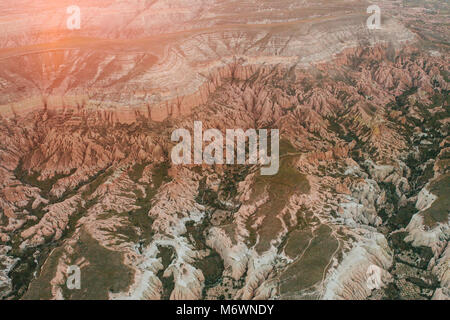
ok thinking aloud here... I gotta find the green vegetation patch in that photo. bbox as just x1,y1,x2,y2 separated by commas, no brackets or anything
250,153,310,254
134,162,171,209
127,209,155,246
391,203,418,228
284,229,313,260
279,139,298,156
193,251,224,288
60,229,134,300
14,160,76,197
128,163,148,182
22,247,65,300
81,168,114,198
279,224,338,295
422,173,450,228
156,245,176,300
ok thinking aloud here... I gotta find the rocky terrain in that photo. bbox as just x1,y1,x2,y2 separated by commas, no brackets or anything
0,0,448,300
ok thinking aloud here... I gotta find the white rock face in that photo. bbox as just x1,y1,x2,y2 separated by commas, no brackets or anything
111,243,164,300
403,180,449,299
432,288,450,300
416,187,437,211
405,214,449,254
432,244,450,294
112,168,209,300
322,231,393,300
339,179,384,227
404,184,449,256
0,246,19,299
235,249,278,300
168,262,205,300
206,227,249,281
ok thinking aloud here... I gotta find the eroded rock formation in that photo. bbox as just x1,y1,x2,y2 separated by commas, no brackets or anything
0,0,448,300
